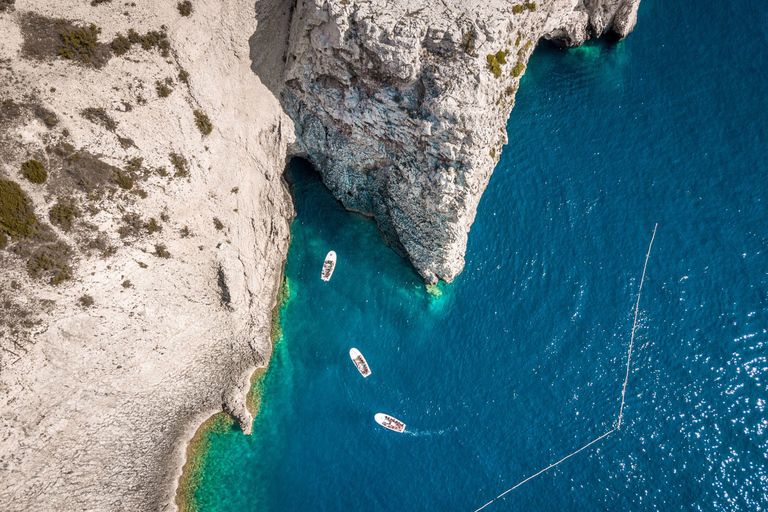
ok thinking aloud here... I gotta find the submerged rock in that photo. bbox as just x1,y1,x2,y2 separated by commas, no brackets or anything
283,0,641,283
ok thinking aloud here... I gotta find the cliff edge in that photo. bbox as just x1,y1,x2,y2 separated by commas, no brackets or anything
283,0,640,283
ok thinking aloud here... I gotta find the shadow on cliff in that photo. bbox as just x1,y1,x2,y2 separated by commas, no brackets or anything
248,0,294,97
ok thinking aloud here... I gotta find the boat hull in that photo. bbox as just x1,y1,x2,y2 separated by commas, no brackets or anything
374,413,406,433
321,250,336,281
349,348,371,377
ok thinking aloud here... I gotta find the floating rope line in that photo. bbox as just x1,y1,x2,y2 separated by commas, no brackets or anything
617,223,657,429
473,223,658,512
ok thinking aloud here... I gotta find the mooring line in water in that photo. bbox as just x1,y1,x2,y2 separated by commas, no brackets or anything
472,223,658,512
617,222,657,429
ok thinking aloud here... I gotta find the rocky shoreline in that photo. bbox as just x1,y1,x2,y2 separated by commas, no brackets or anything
0,0,639,510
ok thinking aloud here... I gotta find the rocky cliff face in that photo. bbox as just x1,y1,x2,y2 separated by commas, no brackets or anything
0,1,294,510
283,0,641,283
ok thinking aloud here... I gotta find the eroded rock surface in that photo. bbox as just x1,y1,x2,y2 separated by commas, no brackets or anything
283,0,641,283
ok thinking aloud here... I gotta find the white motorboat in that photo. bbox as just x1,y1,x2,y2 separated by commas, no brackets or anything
374,413,406,433
321,251,336,281
349,348,371,377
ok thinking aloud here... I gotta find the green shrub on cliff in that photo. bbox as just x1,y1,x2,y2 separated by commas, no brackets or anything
511,61,526,77
113,170,133,190
156,80,171,98
0,179,37,238
194,110,213,136
486,50,509,79
20,159,47,184
27,242,72,285
49,197,80,232
59,24,104,65
461,31,477,55
177,1,192,16
170,153,189,177
111,32,131,55
145,217,162,234
154,243,170,258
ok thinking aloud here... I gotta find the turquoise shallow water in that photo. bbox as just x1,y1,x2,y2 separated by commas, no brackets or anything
192,0,768,510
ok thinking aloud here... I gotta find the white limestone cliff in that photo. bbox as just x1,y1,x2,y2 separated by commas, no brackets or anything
283,0,641,283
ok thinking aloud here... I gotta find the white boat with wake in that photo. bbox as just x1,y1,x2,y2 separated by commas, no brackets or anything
374,413,406,433
321,250,336,281
349,348,371,377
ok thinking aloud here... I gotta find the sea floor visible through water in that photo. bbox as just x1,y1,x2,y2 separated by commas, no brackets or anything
187,1,768,510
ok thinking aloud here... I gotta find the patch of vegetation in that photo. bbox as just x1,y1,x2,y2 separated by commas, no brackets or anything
0,232,7,249
517,40,532,57
81,107,117,131
460,31,476,56
126,157,143,175
178,69,190,84
177,1,192,16
59,23,110,67
121,279,132,288
170,153,188,177
137,261,148,268
511,61,526,77
212,217,223,230
27,242,72,285
20,14,111,67
91,0,111,4
486,50,509,79
525,2,536,10
111,32,131,56
78,294,94,307
118,136,135,149
0,0,15,13
0,179,37,239
118,212,143,238
32,104,59,128
515,34,522,47
231,187,239,194
83,232,116,258
48,143,120,194
504,85,518,96
194,110,213,136
180,226,191,238
0,99,22,122
490,148,496,159
49,197,80,232
145,217,161,234
113,28,171,58
20,160,47,184
113,170,133,190
156,80,172,98
512,5,523,14
137,29,171,57
154,243,170,258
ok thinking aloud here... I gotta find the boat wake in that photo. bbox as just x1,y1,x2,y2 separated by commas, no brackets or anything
405,426,459,437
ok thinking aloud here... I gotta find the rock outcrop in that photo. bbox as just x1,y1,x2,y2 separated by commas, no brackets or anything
283,0,641,283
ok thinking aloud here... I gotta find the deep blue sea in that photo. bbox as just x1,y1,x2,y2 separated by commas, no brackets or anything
191,1,768,510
